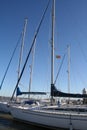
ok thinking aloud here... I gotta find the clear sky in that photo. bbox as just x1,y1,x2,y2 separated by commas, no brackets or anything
0,0,87,98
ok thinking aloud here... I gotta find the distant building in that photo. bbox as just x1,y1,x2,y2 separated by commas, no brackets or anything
82,88,87,94
82,88,87,104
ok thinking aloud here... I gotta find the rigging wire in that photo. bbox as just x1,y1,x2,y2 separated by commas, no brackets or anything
10,0,50,101
0,33,22,90
68,6,87,64
70,58,87,91
72,42,87,89
77,42,87,63
54,51,66,85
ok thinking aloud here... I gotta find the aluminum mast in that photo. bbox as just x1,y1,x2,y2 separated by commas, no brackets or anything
51,0,55,104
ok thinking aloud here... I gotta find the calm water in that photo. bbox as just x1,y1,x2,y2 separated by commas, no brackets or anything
0,112,64,130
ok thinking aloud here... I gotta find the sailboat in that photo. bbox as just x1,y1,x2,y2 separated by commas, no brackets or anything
10,0,87,130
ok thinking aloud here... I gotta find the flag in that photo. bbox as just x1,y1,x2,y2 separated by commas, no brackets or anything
56,55,61,59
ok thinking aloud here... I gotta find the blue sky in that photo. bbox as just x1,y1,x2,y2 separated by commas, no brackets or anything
0,0,87,98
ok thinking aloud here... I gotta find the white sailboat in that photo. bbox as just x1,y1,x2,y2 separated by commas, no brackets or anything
10,0,87,130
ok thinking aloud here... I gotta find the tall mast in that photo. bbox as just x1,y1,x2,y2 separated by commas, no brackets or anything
28,39,36,98
67,45,70,101
18,18,28,79
16,18,27,100
51,0,55,104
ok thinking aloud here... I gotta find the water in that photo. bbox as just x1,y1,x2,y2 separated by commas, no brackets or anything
0,112,64,130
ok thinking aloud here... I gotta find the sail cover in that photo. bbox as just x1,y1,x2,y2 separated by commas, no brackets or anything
16,87,46,96
51,84,87,98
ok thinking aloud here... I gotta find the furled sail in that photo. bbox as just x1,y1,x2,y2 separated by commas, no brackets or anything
51,84,87,98
16,87,46,96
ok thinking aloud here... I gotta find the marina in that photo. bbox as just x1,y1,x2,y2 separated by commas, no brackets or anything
0,0,87,130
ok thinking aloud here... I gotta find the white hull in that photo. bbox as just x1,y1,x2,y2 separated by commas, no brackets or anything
10,105,87,130
0,101,10,113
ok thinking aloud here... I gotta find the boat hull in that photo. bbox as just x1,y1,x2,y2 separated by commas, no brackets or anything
0,102,10,113
10,106,87,130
